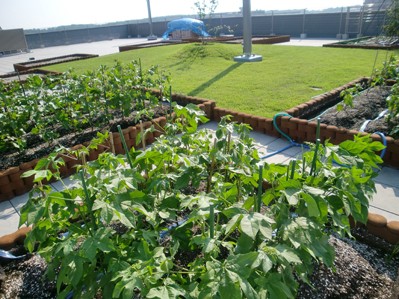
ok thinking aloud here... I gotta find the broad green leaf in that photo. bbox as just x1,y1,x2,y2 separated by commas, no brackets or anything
240,214,259,240
225,214,243,236
276,244,302,264
81,237,97,262
147,285,185,299
69,258,84,287
301,193,320,218
218,271,242,299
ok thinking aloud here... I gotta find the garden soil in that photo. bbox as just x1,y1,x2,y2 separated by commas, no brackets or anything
319,85,399,137
1,229,398,298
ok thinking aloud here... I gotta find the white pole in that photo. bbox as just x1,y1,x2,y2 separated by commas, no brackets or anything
234,0,262,62
242,0,252,56
146,0,157,40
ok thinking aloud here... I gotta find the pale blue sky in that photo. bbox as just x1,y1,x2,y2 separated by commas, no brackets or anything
1,0,364,30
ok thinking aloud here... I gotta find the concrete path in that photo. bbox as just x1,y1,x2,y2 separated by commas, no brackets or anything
1,121,398,236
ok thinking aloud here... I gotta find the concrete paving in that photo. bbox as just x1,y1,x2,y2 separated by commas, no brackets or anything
0,121,398,236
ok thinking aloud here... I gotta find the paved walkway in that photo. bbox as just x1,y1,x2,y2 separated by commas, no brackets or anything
1,121,398,237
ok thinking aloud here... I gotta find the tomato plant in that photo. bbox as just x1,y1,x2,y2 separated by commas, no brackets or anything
20,105,384,298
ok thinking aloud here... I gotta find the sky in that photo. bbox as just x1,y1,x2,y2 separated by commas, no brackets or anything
0,0,364,30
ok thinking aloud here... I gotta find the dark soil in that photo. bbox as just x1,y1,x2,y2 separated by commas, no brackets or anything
297,228,399,299
0,105,170,171
319,85,399,136
1,229,398,298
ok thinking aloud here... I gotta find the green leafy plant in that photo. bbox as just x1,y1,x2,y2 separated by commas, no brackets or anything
337,83,364,111
0,60,170,153
20,107,384,298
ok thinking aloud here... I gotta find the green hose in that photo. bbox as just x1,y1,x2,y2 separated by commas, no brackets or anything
273,112,293,142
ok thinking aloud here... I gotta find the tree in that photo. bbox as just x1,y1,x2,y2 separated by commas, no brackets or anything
194,0,218,20
384,0,399,38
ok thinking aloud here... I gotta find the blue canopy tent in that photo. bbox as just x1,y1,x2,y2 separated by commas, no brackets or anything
162,18,209,40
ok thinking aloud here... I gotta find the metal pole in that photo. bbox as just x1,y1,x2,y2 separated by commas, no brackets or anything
358,5,365,37
242,0,252,56
146,0,156,40
301,9,307,38
344,7,350,38
271,10,274,35
337,6,344,39
234,0,262,62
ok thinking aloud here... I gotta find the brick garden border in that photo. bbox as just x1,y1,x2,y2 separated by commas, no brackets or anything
323,36,399,50
1,76,399,244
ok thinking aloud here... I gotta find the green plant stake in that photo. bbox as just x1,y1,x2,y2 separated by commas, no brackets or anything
117,125,134,169
290,160,296,180
316,117,321,140
79,170,96,232
286,165,290,181
310,139,321,176
257,165,263,213
139,58,143,84
209,204,214,238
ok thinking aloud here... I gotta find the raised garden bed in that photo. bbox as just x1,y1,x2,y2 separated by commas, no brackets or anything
1,112,397,298
118,36,290,53
221,35,290,45
1,68,399,249
0,69,60,84
119,41,187,52
0,93,214,202
13,54,99,72
323,36,399,50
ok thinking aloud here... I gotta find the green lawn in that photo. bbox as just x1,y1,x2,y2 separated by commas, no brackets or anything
45,43,395,118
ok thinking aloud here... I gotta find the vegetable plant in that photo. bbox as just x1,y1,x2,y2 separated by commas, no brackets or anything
0,60,170,154
20,105,384,298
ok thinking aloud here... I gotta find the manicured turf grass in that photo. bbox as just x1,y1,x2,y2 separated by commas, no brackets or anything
45,43,395,118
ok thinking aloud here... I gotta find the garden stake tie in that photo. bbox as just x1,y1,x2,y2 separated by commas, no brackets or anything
117,125,134,169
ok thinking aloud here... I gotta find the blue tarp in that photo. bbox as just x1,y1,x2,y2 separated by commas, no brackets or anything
162,18,209,39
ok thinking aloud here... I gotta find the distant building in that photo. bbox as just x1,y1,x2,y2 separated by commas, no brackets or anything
363,0,393,11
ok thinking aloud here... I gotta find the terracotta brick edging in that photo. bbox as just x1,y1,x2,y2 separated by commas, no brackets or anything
364,213,399,244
